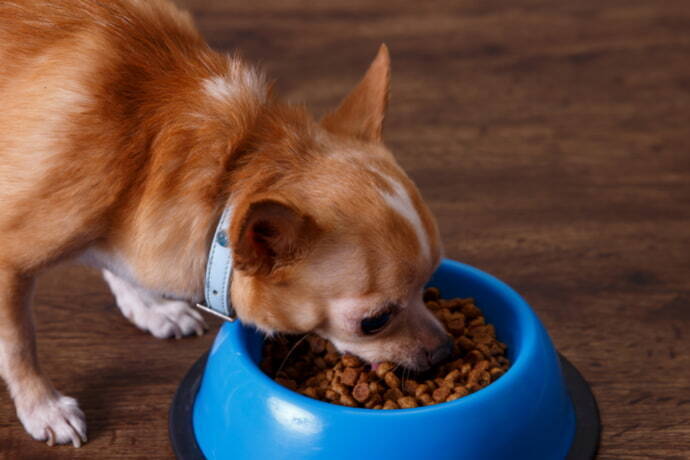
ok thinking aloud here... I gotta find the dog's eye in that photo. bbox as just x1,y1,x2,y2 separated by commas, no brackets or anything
360,310,392,335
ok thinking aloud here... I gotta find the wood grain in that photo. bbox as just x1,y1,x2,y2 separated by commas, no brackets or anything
1,0,689,458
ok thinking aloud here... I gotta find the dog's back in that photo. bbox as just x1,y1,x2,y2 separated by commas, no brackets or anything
0,0,237,265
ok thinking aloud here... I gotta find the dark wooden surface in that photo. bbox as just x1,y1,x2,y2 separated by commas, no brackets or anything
2,0,689,458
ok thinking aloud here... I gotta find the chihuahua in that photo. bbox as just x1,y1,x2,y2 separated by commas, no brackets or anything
0,0,451,447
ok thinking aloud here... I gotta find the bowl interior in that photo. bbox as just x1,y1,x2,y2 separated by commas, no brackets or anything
233,259,534,408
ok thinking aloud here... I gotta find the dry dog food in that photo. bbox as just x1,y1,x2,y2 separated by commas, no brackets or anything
261,288,510,409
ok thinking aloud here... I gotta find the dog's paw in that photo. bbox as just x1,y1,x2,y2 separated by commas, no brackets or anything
140,300,208,339
16,392,87,447
103,270,207,339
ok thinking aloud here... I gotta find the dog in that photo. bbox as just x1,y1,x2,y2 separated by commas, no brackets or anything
0,0,451,447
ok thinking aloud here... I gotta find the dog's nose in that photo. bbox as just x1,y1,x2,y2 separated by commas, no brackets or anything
427,337,453,367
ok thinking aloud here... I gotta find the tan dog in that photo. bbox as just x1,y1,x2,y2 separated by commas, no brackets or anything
0,0,451,447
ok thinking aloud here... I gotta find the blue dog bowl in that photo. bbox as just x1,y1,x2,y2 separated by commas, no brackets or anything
170,259,600,459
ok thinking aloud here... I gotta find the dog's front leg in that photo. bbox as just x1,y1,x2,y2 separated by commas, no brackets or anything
0,267,87,447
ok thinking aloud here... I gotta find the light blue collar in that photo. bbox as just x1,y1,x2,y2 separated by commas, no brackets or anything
196,204,237,322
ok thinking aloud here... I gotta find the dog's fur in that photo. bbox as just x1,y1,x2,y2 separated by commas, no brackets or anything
0,0,448,447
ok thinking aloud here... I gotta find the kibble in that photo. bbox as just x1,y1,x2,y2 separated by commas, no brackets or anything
352,382,370,403
384,371,401,389
397,396,418,409
432,384,451,403
261,289,510,409
382,400,399,410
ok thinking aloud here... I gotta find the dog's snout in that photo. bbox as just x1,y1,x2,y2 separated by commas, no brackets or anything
427,337,453,367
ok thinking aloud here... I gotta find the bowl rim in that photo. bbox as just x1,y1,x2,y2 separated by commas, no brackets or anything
225,258,542,416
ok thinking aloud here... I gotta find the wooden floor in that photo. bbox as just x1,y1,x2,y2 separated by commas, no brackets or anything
2,0,689,458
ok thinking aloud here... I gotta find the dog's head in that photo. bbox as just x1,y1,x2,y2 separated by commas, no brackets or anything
229,46,451,371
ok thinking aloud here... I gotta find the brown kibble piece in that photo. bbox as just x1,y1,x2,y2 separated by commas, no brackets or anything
364,395,382,409
467,369,481,387
332,382,348,395
352,383,371,403
432,385,451,402
446,298,464,309
383,388,404,401
468,317,485,328
341,367,359,386
384,371,401,389
490,367,504,381
466,350,484,364
418,393,434,405
489,343,503,356
301,387,319,399
375,362,395,378
415,384,429,398
476,344,491,359
473,334,493,345
397,396,418,409
460,362,472,376
479,371,491,386
475,360,490,373
369,381,382,395
382,400,399,410
461,303,482,319
456,336,474,351
340,394,357,407
324,352,340,366
403,379,418,395
447,318,466,334
341,354,361,368
425,300,441,310
444,369,461,384
454,386,469,397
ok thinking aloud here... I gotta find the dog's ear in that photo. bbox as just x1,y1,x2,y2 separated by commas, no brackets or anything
321,44,390,143
232,198,319,277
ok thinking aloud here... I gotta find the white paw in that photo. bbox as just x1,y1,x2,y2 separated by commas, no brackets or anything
103,270,207,339
17,393,87,447
138,300,208,339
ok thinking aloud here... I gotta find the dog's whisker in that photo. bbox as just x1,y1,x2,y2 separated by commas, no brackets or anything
275,334,308,377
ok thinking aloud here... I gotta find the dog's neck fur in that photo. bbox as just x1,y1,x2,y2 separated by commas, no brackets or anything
100,62,273,302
